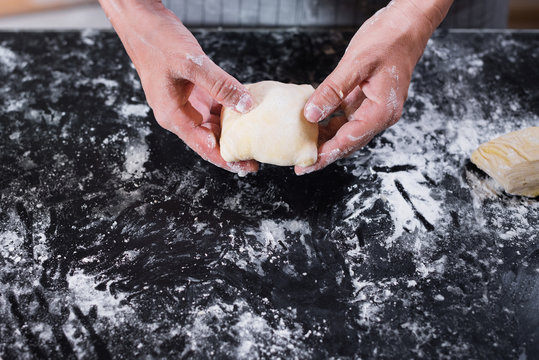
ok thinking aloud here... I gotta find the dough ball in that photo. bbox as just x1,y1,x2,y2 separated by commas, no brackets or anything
220,81,318,167
471,126,539,197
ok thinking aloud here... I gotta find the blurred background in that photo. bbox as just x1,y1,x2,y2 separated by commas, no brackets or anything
0,0,538,29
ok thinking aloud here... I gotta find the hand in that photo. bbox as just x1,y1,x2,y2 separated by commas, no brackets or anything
297,0,453,175
99,0,258,174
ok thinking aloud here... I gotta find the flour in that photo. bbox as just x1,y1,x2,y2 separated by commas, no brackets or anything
304,102,333,122
225,219,312,276
119,103,150,118
92,77,119,88
186,54,205,66
4,98,26,112
122,142,149,179
0,45,18,72
0,230,23,260
227,162,249,177
80,29,98,46
182,299,306,359
235,92,252,114
2,29,537,359
67,270,133,319
117,103,151,179
387,87,398,112
347,131,373,142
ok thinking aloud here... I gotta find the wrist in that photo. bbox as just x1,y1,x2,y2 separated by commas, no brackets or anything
397,0,454,34
99,0,170,33
99,0,192,70
387,0,452,64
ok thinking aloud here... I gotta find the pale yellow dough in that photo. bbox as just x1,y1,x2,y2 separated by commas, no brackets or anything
220,81,318,167
471,127,539,197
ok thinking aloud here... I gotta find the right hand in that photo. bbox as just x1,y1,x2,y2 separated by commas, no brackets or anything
99,0,258,174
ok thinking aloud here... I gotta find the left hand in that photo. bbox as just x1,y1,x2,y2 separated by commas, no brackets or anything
296,0,452,175
98,0,258,175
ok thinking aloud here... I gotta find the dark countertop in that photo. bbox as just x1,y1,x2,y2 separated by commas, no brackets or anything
0,29,538,359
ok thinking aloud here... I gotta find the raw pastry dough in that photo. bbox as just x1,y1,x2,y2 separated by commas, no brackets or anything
220,81,318,167
471,127,539,197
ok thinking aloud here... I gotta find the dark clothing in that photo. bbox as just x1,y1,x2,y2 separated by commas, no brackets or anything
163,0,509,28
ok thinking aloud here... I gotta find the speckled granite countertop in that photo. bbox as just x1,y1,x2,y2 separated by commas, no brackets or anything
0,29,538,359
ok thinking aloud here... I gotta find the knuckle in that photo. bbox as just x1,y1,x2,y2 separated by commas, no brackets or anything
320,78,344,103
211,77,237,103
178,58,197,80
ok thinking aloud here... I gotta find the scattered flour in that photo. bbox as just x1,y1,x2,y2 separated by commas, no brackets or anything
116,103,151,179
0,45,18,72
122,142,149,179
226,219,312,276
182,299,306,358
92,77,119,88
67,270,133,319
119,103,150,118
186,54,205,66
80,29,98,46
0,230,23,261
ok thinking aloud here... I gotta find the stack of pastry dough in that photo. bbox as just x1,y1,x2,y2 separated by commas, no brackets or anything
471,127,539,197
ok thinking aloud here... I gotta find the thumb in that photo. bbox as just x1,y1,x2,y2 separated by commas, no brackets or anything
304,56,366,123
190,55,253,113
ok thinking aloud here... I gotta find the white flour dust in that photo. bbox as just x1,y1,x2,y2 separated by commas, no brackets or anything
119,103,150,118
186,54,205,66
235,92,252,114
118,103,151,179
224,219,312,276
182,299,306,359
67,270,133,319
0,45,18,72
80,29,99,46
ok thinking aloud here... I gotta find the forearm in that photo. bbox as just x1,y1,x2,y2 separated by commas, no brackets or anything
98,0,166,30
396,0,454,35
98,0,197,80
97,0,254,174
408,0,454,31
364,0,453,67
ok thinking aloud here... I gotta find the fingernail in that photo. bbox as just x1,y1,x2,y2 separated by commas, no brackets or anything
227,161,254,177
235,93,253,114
304,103,322,123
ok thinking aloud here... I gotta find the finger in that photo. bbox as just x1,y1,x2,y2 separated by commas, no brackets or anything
151,79,194,127
184,125,259,175
304,56,370,123
318,116,347,144
162,87,258,175
200,114,221,138
175,105,257,174
341,86,366,118
361,68,405,127
200,121,220,139
295,98,387,175
185,55,254,114
172,78,195,106
189,86,213,120
204,113,221,127
210,99,222,115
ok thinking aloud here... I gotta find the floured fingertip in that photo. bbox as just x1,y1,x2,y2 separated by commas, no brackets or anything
304,102,323,123
227,161,257,177
235,93,253,114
